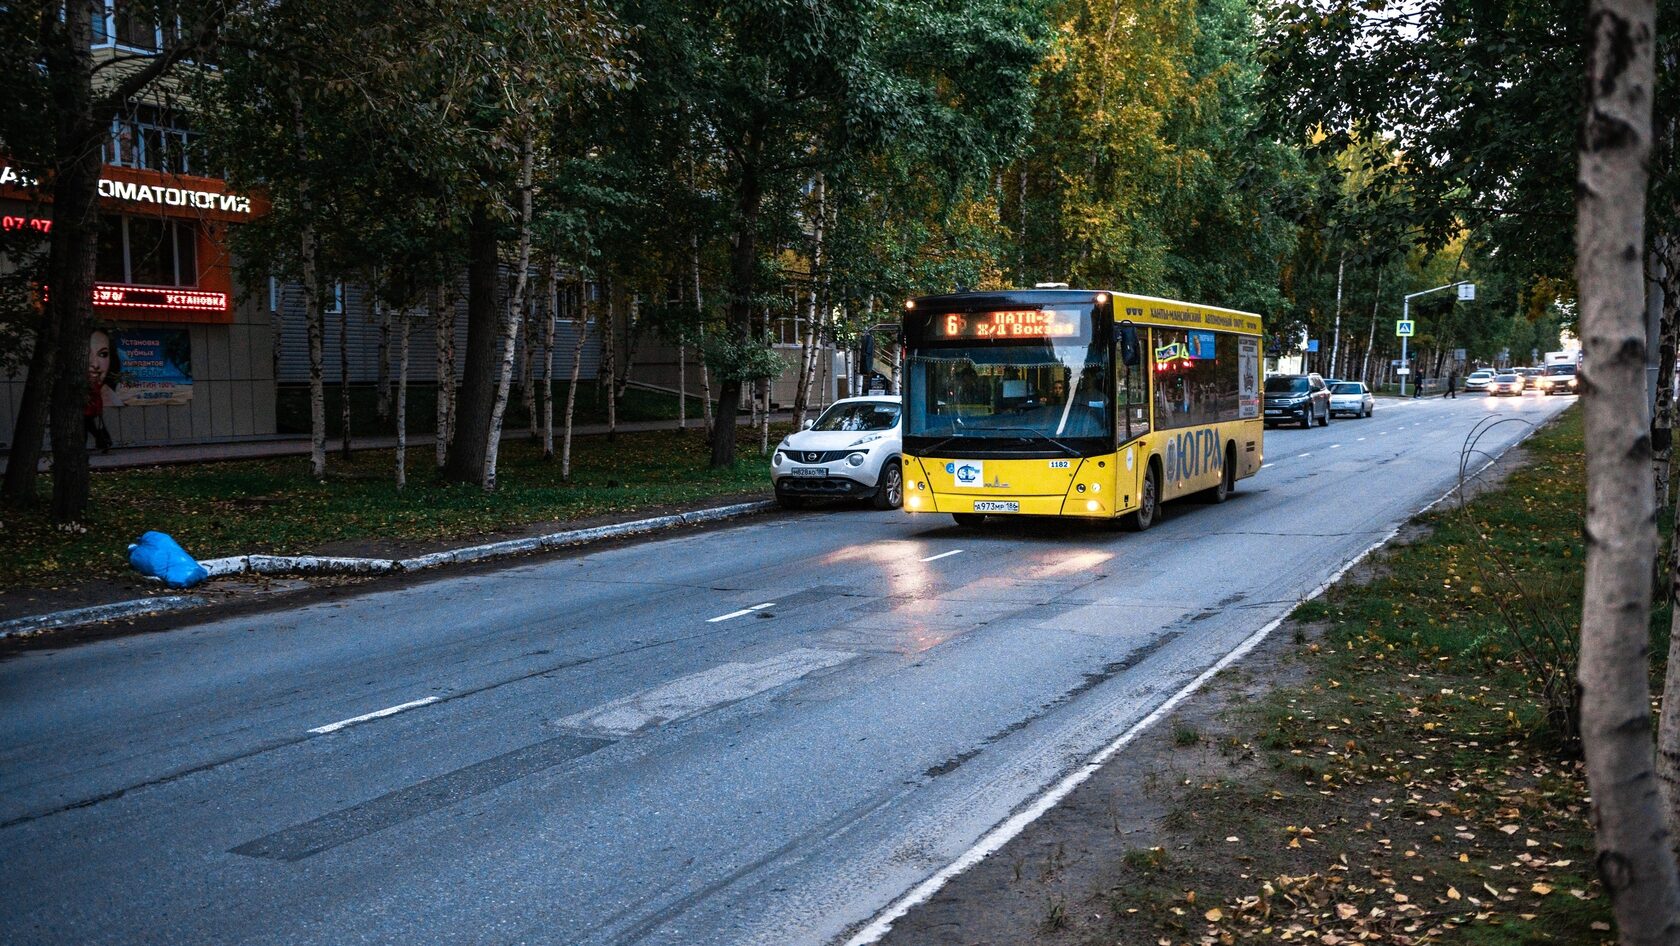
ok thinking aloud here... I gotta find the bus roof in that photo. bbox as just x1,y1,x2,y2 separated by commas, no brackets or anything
906,289,1263,336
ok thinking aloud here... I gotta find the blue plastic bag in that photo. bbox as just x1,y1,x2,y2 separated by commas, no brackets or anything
128,531,209,589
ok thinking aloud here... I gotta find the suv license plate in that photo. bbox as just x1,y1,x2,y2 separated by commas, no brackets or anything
974,501,1019,513
790,467,828,477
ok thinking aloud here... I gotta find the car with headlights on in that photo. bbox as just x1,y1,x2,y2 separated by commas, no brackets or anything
1488,373,1524,396
1328,381,1374,418
1535,362,1579,395
1463,369,1495,393
771,396,903,510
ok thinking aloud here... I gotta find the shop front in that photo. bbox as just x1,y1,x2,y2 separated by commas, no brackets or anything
1,162,275,449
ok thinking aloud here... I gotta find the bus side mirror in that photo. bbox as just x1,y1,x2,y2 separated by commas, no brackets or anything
1118,325,1141,367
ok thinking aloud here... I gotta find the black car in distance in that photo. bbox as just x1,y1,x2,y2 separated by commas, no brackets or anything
1263,373,1331,428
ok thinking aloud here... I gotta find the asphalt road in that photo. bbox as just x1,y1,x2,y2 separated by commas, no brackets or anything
0,393,1572,946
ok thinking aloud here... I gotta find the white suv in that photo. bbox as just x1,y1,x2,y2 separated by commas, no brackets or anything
772,396,903,510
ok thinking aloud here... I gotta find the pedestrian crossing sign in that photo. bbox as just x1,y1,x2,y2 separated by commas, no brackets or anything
1396,320,1415,337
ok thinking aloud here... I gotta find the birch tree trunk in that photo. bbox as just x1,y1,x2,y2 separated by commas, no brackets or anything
678,342,688,432
480,136,535,491
1653,233,1676,520
339,298,352,460
562,288,587,480
693,236,713,437
395,308,411,491
521,291,539,441
289,90,328,480
541,262,558,460
1657,230,1680,856
601,282,617,441
615,293,642,406
376,296,392,425
1363,268,1384,386
793,175,825,425
1575,2,1680,939
432,283,454,470
1330,253,1345,379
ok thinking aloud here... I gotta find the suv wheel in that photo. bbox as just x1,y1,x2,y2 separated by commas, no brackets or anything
871,461,903,510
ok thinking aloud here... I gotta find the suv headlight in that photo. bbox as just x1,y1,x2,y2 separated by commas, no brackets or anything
773,451,785,467
846,452,867,467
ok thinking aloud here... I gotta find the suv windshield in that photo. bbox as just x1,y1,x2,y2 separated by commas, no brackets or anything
1546,364,1577,376
1331,383,1363,394
1265,377,1311,394
811,401,899,432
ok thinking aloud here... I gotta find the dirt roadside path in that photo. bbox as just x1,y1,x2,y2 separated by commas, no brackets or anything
868,410,1609,946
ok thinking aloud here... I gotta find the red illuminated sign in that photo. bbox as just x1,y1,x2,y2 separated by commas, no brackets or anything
941,309,1082,339
92,283,227,313
2,214,50,233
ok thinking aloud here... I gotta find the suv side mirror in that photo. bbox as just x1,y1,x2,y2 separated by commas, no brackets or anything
801,419,815,430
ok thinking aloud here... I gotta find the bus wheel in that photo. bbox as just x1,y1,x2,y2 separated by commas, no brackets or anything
952,513,987,527
1200,445,1236,504
1124,465,1160,531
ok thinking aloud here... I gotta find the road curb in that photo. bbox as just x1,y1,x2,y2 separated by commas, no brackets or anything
0,595,209,639
2,500,777,640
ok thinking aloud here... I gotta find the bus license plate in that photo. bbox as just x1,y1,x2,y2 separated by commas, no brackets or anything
791,467,828,477
974,501,1019,513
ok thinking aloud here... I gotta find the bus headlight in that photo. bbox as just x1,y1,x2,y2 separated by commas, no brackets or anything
1086,500,1101,511
846,452,866,466
908,495,922,509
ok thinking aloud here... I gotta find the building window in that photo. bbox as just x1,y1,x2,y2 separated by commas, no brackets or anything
113,1,158,50
96,214,198,287
106,105,200,175
268,276,280,312
325,282,344,314
90,1,112,44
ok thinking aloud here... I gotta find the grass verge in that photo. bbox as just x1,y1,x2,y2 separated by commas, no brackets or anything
0,423,788,591
1086,407,1621,944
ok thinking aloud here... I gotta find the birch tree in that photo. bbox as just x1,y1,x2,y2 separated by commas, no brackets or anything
1574,1,1680,940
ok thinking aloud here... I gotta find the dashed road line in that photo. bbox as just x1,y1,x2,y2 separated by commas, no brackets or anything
309,698,439,735
707,602,777,623
920,550,964,563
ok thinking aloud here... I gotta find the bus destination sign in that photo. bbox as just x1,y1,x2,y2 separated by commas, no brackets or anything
941,309,1082,340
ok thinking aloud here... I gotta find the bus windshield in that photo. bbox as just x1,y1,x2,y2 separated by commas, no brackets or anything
905,342,1112,443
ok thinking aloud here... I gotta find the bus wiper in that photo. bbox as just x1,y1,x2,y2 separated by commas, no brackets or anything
984,426,1082,457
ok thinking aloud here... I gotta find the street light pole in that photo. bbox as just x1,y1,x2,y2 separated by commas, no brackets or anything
1399,280,1475,397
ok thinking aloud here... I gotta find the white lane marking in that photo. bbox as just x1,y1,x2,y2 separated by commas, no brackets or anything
842,417,1550,946
558,648,856,737
707,602,776,623
309,697,438,735
1357,437,1367,441
1297,452,1312,458
920,550,963,563
1330,444,1342,449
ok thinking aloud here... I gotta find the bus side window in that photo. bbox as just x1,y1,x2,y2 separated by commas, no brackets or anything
1118,348,1150,442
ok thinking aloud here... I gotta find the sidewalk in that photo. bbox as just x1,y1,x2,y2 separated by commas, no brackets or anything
0,413,793,474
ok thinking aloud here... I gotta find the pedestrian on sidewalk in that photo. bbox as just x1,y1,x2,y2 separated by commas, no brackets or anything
1446,368,1458,398
1413,376,1424,399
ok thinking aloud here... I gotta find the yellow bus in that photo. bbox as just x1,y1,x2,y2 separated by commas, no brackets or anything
898,288,1264,529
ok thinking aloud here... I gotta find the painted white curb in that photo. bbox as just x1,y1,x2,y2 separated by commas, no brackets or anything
0,595,208,639
1,500,777,639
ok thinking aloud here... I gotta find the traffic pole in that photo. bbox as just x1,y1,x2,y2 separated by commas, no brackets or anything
1399,298,1410,397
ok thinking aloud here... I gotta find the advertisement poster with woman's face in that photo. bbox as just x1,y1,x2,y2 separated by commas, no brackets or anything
88,328,193,408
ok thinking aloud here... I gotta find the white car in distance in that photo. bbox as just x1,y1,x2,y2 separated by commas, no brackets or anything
772,396,903,510
1328,381,1374,418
